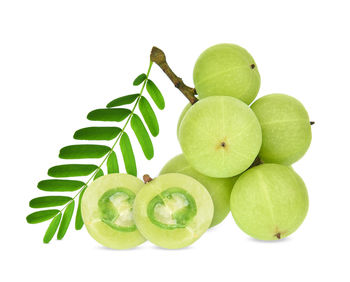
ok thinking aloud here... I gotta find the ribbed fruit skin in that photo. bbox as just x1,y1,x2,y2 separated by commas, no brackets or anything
193,43,260,105
230,164,309,240
179,96,262,178
177,103,191,139
251,93,312,165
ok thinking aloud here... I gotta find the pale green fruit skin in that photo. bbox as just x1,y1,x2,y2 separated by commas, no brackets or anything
160,154,238,227
251,94,312,165
81,174,146,249
178,96,262,178
177,103,191,139
133,173,214,249
193,43,260,104
230,164,309,241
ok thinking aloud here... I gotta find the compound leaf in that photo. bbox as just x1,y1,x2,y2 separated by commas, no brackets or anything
75,187,86,230
37,179,85,192
146,79,165,110
131,114,154,160
94,168,104,180
48,164,98,178
57,201,75,240
43,213,62,244
74,127,121,141
107,151,119,174
26,209,60,224
87,108,131,122
107,94,139,108
59,144,110,159
120,133,137,176
139,96,159,137
133,73,147,86
29,196,72,208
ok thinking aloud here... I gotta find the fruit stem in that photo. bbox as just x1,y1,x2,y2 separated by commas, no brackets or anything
150,46,198,105
143,174,153,183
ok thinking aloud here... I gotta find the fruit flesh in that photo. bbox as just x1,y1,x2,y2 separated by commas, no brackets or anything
230,164,309,240
160,154,238,227
193,43,260,104
81,173,146,249
178,96,262,178
251,94,312,165
133,173,214,249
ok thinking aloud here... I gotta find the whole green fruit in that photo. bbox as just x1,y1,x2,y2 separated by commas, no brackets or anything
177,103,191,139
160,154,238,227
193,43,260,104
81,173,146,249
133,173,213,249
178,96,262,178
230,164,309,240
251,94,312,165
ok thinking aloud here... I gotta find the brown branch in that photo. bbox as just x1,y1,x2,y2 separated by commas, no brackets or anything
150,47,198,105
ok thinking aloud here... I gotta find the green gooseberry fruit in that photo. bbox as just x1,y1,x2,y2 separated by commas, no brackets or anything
193,43,260,104
178,96,262,178
81,173,146,249
160,154,238,227
133,173,214,249
176,103,191,139
230,163,309,241
251,93,312,165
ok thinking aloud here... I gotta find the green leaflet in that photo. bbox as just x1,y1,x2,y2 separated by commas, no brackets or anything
131,114,154,160
37,179,85,192
48,164,98,177
57,201,75,240
43,213,62,244
74,127,121,141
107,151,119,174
28,59,164,244
94,168,104,180
107,94,139,108
26,209,60,224
146,79,165,110
120,133,137,176
133,73,147,86
87,108,131,122
139,96,159,137
59,144,110,159
75,187,87,230
29,196,72,208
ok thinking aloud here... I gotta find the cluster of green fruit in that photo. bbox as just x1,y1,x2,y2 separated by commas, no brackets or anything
81,43,312,249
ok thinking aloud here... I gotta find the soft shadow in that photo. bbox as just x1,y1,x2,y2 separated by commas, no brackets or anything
247,236,292,244
95,245,144,251
150,244,194,251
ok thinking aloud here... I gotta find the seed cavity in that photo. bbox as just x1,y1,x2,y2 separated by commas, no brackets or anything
147,188,197,230
98,188,136,232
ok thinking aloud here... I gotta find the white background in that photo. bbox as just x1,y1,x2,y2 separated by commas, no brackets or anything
1,0,349,281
